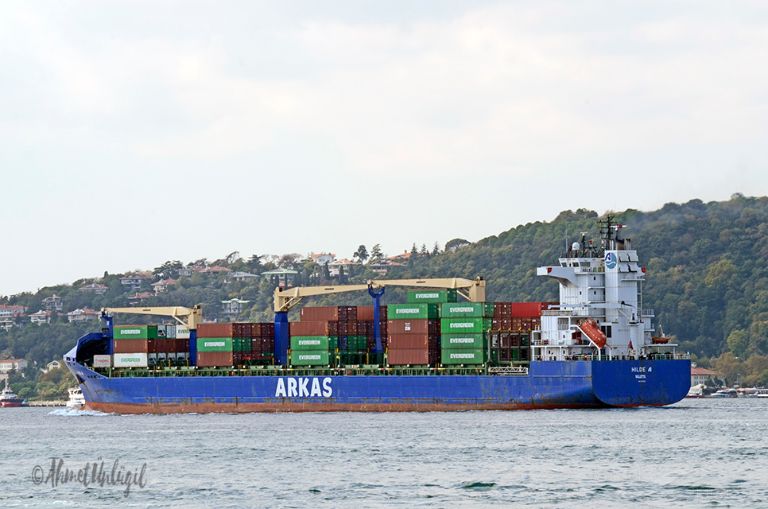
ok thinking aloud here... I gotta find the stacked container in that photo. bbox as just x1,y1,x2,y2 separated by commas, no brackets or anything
290,335,331,366
151,324,191,365
386,294,443,366
490,302,551,363
440,302,493,365
291,305,388,366
250,323,275,365
113,325,154,368
196,323,235,367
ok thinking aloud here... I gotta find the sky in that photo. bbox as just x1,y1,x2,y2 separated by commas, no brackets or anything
1,1,767,295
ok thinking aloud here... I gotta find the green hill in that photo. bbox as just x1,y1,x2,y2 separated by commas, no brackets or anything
390,194,768,361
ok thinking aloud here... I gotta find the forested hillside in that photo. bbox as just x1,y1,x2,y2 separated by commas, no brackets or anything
2,194,767,395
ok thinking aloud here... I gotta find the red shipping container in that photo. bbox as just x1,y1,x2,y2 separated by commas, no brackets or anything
356,306,388,321
387,319,439,335
338,321,359,335
196,351,233,367
253,323,275,337
493,302,513,318
338,306,357,321
387,334,438,350
510,302,556,318
387,349,436,366
197,323,235,338
290,321,332,336
113,340,149,354
300,306,340,321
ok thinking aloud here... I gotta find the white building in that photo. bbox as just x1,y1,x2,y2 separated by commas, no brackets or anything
66,308,100,323
228,271,260,282
0,358,28,374
151,279,177,294
79,283,108,295
120,275,147,290
328,258,361,277
29,310,51,325
221,298,250,318
0,305,26,330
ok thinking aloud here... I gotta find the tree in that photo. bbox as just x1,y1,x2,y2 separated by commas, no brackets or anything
370,244,383,263
408,243,418,267
432,242,441,256
153,260,183,280
727,329,749,358
247,254,264,273
354,245,369,264
445,238,470,251
225,251,241,265
712,352,745,385
419,244,428,257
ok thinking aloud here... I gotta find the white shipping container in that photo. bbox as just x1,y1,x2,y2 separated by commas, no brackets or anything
176,326,190,339
113,353,148,368
93,355,111,368
165,325,177,339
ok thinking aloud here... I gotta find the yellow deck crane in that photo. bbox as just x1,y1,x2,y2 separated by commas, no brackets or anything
100,305,203,362
101,305,203,329
272,277,486,364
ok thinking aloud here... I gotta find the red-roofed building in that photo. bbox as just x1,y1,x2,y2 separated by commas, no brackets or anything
128,291,155,304
691,366,720,386
0,305,26,330
199,266,231,274
151,279,177,294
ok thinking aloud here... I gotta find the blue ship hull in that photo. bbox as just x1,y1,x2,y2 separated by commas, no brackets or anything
65,358,690,413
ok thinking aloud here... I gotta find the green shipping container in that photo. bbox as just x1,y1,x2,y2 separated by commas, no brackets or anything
196,337,233,352
114,325,158,340
441,349,487,365
406,289,457,304
440,333,487,350
388,303,439,320
233,337,252,352
440,318,492,334
291,336,330,351
291,350,330,366
440,302,494,318
329,337,338,351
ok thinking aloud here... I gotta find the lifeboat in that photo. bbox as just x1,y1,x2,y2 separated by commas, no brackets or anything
652,336,671,344
579,319,607,348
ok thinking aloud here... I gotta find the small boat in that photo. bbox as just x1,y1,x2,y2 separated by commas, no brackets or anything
686,384,705,398
711,388,738,398
0,380,25,407
66,387,86,410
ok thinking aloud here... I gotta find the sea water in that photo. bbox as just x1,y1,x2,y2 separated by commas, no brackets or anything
0,398,766,508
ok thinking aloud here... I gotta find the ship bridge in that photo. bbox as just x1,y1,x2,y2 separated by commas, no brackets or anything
533,218,666,361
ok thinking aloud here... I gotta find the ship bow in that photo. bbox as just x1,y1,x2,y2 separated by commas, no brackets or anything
592,359,691,407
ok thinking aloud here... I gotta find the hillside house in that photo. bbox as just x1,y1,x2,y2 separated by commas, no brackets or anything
66,308,100,323
41,294,63,312
29,310,51,325
79,283,108,295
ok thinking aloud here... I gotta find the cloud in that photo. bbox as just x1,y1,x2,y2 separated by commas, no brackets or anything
3,2,767,176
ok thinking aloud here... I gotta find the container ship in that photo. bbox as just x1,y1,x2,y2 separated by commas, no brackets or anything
64,218,690,413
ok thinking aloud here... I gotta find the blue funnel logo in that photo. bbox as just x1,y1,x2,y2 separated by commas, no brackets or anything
604,252,617,270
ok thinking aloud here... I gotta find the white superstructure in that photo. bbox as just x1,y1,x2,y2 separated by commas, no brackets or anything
533,218,676,361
